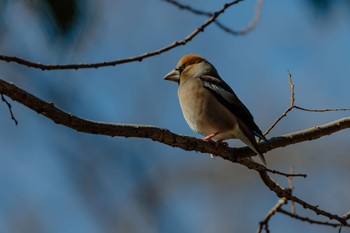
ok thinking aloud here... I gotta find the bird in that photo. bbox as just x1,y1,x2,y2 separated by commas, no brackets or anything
163,54,268,164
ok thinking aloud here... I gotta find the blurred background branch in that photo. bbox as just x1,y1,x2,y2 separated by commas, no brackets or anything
0,0,243,70
163,0,264,35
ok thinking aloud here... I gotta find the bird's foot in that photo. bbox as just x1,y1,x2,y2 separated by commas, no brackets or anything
202,134,227,159
202,133,218,142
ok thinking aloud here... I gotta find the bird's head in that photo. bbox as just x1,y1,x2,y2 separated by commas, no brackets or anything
164,54,219,84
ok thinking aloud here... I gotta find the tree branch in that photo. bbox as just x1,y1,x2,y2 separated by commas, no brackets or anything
277,208,343,228
1,78,350,225
1,78,350,162
0,0,243,70
1,94,18,125
0,1,348,231
264,72,350,137
258,198,288,233
266,168,306,178
242,160,349,225
164,0,263,35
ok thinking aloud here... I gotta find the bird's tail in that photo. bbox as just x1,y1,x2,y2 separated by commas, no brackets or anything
254,130,268,143
256,151,267,165
242,137,267,165
237,123,268,165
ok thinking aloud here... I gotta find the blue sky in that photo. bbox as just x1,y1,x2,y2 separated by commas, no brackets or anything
0,0,350,232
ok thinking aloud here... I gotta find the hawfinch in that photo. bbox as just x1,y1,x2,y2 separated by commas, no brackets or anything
164,54,268,164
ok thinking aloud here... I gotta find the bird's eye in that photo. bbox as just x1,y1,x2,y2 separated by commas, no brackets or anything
177,64,187,74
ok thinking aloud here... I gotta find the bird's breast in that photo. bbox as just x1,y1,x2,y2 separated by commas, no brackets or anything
178,78,237,138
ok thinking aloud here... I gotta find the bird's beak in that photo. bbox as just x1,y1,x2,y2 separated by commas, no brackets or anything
163,69,180,83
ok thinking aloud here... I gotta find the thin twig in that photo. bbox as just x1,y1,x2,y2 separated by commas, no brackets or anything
266,168,307,178
278,208,347,228
287,166,296,214
255,166,347,225
163,0,210,16
339,211,350,233
164,0,264,35
1,94,18,125
294,106,350,112
264,72,294,136
233,0,264,35
0,0,243,70
257,165,347,232
263,72,350,137
257,198,288,233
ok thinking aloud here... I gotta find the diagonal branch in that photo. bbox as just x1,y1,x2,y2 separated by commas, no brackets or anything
257,165,349,232
264,72,295,136
256,167,348,225
1,94,18,125
0,0,243,70
278,208,344,228
257,198,288,233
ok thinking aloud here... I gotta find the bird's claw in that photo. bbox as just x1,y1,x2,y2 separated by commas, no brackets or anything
201,133,218,142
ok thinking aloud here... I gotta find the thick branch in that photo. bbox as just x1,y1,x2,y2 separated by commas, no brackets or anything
1,78,350,224
1,78,350,161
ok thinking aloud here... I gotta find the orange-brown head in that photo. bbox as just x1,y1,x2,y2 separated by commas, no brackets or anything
164,54,218,84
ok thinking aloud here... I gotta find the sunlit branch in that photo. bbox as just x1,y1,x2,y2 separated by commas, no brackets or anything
1,78,350,162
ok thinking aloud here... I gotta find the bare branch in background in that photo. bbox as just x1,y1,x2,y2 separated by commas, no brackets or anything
294,106,350,112
258,198,288,233
287,166,296,214
0,0,243,70
266,168,306,178
264,72,350,137
278,208,342,228
256,165,350,232
164,0,264,35
264,72,296,136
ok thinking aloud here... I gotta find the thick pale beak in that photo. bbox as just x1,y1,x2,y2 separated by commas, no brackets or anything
163,69,180,83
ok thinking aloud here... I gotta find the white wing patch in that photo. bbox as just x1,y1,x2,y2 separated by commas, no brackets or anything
202,81,236,105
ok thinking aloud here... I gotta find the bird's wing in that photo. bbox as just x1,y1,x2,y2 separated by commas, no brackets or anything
199,75,267,141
